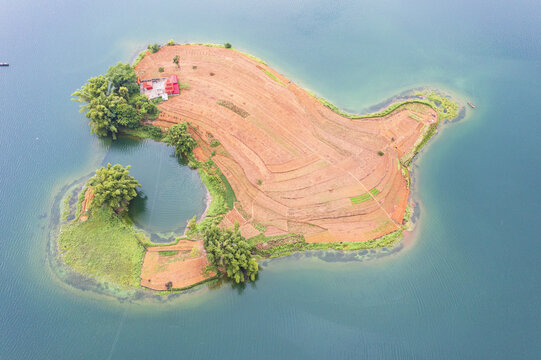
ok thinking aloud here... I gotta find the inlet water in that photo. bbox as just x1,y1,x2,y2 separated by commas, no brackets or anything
102,137,207,236
0,0,539,359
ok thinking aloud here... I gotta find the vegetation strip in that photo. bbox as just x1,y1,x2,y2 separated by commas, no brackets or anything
308,92,458,122
350,188,380,204
259,68,286,86
217,100,250,118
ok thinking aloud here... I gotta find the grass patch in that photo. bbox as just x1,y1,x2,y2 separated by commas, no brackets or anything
425,92,459,120
234,50,267,65
310,94,352,117
402,203,414,230
253,230,402,258
57,207,145,288
190,246,201,258
402,123,438,165
218,171,237,210
252,222,267,233
159,250,178,256
133,50,149,67
137,233,184,248
350,188,380,205
408,113,423,121
305,93,454,123
62,194,71,221
120,125,165,141
195,159,236,216
186,42,225,48
260,68,285,86
217,100,250,118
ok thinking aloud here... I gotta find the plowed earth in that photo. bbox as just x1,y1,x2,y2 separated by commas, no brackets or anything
140,240,214,291
136,45,437,244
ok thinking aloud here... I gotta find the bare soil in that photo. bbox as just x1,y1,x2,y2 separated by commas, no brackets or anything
140,239,214,291
79,187,94,222
136,45,437,244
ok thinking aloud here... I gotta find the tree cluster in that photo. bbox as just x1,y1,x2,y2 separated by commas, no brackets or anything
203,225,258,283
164,123,197,157
87,163,141,212
72,63,158,139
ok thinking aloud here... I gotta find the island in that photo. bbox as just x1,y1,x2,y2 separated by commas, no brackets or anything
56,42,460,295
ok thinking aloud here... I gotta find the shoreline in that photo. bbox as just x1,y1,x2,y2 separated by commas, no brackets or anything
49,42,464,300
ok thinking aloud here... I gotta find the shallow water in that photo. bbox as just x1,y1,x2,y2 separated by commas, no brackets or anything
1,0,540,359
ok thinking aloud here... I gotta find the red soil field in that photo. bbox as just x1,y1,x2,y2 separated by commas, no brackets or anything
79,187,94,222
140,240,214,291
136,45,437,244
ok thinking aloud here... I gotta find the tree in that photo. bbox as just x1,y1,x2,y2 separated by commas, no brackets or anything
87,163,141,212
224,42,232,49
72,77,123,138
164,123,197,156
85,94,120,138
173,55,180,67
129,93,158,118
73,65,159,138
106,62,139,94
203,224,258,283
115,102,142,128
72,75,109,103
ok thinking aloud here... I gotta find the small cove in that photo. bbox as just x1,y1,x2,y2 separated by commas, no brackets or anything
103,136,207,239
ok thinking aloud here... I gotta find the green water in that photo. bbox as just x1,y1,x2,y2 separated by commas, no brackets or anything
1,0,540,358
103,137,207,237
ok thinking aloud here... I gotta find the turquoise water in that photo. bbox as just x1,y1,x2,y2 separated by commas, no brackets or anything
1,0,540,359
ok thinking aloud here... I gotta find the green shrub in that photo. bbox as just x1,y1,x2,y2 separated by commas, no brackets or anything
378,150,384,156
147,43,160,53
224,42,232,49
158,67,164,73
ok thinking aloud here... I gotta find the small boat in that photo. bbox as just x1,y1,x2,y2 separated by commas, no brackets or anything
0,62,8,67
468,101,476,109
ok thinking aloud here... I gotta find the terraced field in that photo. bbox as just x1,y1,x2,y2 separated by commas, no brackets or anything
135,45,438,243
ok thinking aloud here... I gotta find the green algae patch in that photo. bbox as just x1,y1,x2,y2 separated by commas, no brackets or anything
57,207,145,289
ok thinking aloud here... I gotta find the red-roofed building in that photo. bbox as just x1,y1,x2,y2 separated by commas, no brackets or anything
165,75,179,95
142,81,153,90
139,75,179,100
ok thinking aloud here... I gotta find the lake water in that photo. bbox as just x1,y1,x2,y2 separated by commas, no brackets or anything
0,0,540,359
103,137,207,238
